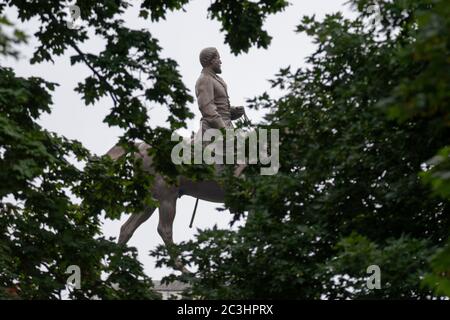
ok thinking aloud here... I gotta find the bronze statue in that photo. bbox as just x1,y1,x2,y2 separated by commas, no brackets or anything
195,47,244,134
109,48,247,273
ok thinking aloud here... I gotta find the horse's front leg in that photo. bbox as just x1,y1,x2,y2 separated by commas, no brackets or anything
157,193,190,274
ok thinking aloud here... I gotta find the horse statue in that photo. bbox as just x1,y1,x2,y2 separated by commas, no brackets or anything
106,140,247,273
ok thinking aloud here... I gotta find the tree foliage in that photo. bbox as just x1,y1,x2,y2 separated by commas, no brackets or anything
1,0,448,299
0,0,288,299
154,0,450,299
0,17,159,299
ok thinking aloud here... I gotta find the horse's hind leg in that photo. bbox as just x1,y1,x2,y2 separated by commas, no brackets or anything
118,206,156,245
157,194,177,247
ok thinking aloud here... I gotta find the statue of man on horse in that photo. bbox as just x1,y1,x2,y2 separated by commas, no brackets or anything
107,47,249,273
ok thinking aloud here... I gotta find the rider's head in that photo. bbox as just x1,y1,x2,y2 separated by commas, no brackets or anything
199,47,222,74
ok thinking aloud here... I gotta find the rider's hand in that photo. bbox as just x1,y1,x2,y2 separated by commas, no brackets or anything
234,106,245,117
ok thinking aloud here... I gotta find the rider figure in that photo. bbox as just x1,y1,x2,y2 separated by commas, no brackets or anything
195,47,245,136
195,47,245,171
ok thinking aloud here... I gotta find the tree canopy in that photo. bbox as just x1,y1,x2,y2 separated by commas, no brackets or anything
154,0,450,299
0,0,289,299
0,0,449,299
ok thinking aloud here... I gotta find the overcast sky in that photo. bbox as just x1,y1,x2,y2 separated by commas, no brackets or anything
4,1,354,280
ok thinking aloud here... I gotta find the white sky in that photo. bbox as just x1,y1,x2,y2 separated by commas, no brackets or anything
3,1,353,281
